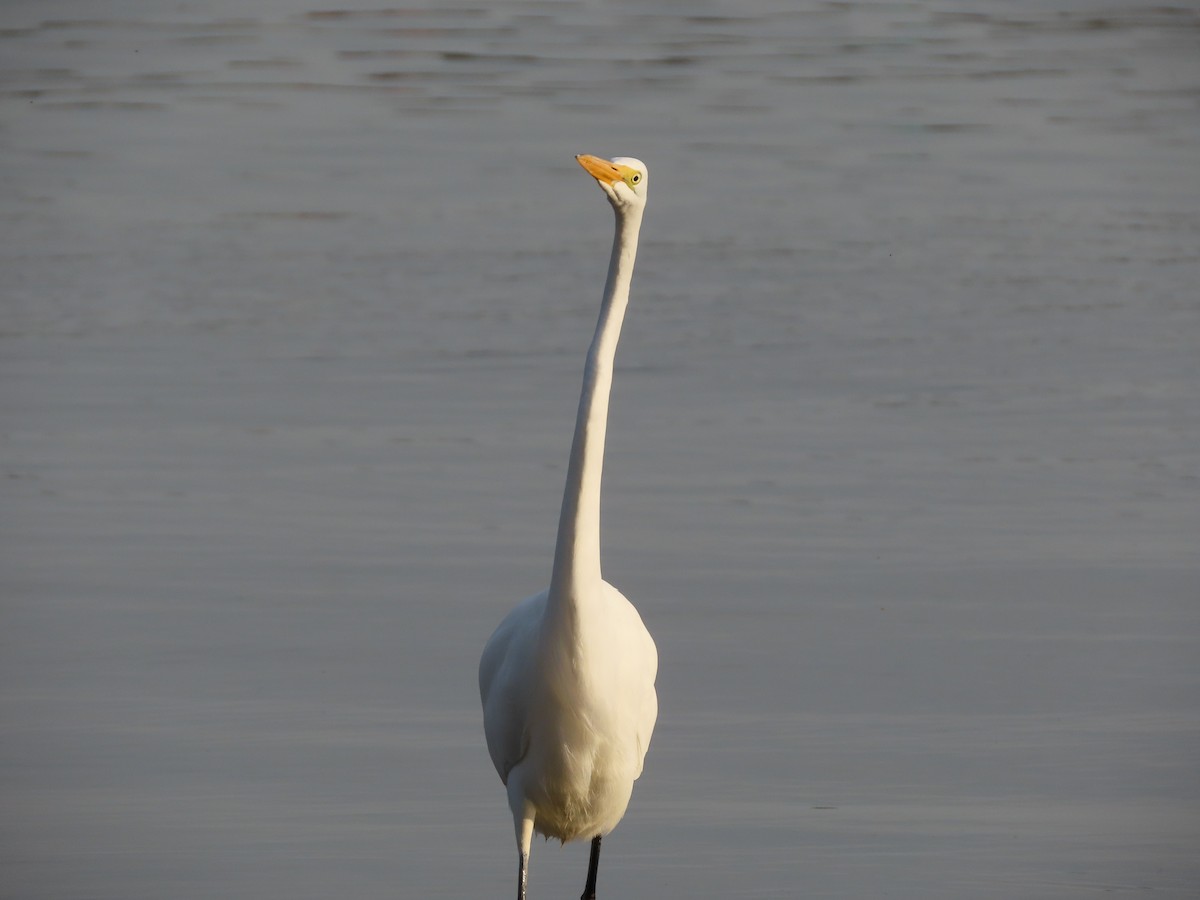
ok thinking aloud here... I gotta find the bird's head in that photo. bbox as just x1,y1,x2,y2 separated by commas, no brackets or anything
576,154,647,214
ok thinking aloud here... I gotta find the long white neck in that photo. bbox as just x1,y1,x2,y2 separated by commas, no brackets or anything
547,204,643,609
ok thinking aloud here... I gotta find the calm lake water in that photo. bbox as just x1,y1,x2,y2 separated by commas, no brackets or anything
2,1,1198,897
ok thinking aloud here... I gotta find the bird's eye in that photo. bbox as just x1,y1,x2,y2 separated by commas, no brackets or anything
629,173,641,185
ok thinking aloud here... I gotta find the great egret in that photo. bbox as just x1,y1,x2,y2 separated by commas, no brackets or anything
478,154,659,900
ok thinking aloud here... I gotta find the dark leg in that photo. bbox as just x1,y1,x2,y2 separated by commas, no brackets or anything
517,850,529,900
581,835,602,900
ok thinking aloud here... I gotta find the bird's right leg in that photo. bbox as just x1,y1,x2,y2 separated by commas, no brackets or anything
511,791,535,900
516,849,529,900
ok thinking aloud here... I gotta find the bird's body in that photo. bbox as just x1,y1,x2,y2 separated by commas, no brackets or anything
479,154,657,900
479,580,657,841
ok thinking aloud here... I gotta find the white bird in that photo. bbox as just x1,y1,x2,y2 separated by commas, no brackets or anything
479,154,659,900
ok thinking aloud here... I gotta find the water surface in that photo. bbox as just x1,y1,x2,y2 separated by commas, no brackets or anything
2,2,1198,897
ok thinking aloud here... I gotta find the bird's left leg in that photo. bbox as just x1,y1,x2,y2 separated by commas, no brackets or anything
580,834,602,900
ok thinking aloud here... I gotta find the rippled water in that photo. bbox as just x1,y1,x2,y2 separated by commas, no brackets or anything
2,2,1198,898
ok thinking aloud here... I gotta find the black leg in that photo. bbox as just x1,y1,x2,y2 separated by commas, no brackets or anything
517,850,529,900
581,835,602,900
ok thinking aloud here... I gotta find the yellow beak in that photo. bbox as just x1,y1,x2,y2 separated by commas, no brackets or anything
576,154,626,185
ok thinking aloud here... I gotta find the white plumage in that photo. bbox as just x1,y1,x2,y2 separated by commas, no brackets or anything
479,154,658,900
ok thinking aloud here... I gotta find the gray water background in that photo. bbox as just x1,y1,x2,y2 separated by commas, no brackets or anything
2,1,1198,897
